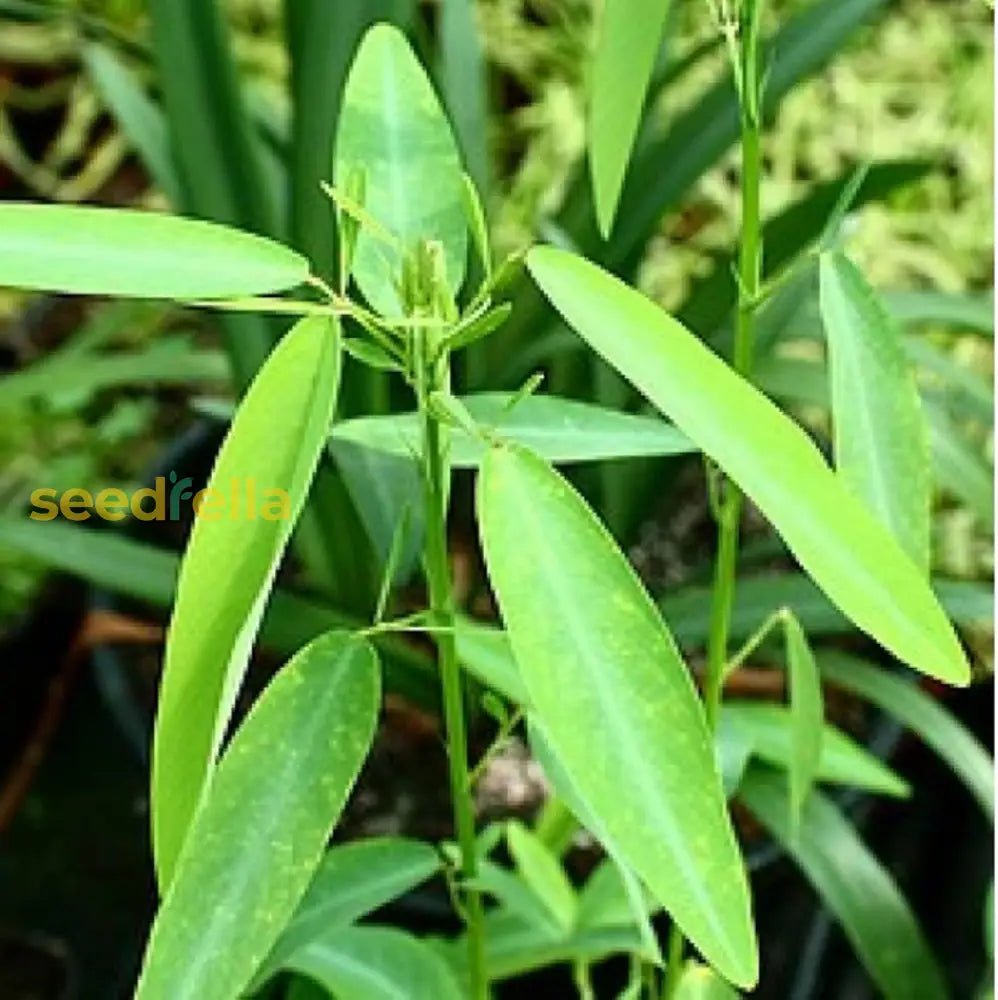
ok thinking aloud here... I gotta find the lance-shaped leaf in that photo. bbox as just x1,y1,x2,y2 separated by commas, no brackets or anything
819,251,932,570
135,631,380,1000
332,392,694,467
506,820,578,934
588,0,671,236
287,925,463,1000
335,24,467,315
153,315,341,888
0,203,308,300
783,614,824,827
527,246,969,687
739,768,947,1000
477,444,757,988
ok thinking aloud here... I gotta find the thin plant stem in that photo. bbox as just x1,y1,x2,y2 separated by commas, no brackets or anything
417,336,488,999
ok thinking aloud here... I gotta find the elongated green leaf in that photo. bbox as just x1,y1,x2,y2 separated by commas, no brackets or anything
135,631,380,1000
506,820,578,933
588,0,671,237
82,43,180,203
254,838,439,985
528,247,969,687
333,392,694,467
576,859,652,933
335,24,467,316
819,252,931,569
153,316,341,888
674,961,741,1000
455,619,529,704
0,204,308,300
819,652,994,820
926,403,994,529
720,703,909,798
783,615,824,825
473,859,565,932
739,768,948,1000
478,444,756,987
288,925,463,1000
662,573,992,649
885,290,995,335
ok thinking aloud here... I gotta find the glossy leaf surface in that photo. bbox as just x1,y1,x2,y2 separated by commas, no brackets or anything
135,632,380,1000
528,246,969,687
478,444,757,987
153,316,341,887
0,203,308,300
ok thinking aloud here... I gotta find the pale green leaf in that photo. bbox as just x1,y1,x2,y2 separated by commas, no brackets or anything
588,0,671,236
134,631,380,1000
254,838,440,986
527,246,969,687
477,444,757,988
783,614,824,825
289,925,463,1000
720,703,909,799
335,24,467,315
153,316,341,888
332,392,694,467
0,203,308,299
819,251,932,570
740,768,948,1000
506,820,578,933
674,961,741,1000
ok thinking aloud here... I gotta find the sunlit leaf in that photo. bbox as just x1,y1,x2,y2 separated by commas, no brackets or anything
135,631,380,1000
478,444,757,988
153,316,341,888
528,246,970,687
506,820,578,934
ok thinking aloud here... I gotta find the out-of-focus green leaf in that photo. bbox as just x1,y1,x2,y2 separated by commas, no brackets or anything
335,24,467,315
720,703,909,799
153,316,341,889
440,0,490,194
135,632,380,1000
255,838,440,986
885,290,995,335
925,403,995,529
506,821,578,934
819,652,994,820
819,251,931,569
588,0,671,237
0,204,308,300
783,615,824,825
674,961,741,1000
478,444,757,988
528,247,970,687
661,573,993,649
740,768,948,1000
82,43,179,203
288,926,463,1000
332,393,694,467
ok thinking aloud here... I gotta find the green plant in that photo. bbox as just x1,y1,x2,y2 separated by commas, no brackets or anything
0,3,991,1000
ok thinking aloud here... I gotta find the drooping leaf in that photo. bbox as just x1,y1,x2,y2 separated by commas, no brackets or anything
134,631,381,1000
0,203,308,300
506,820,578,934
332,392,694,467
335,23,467,315
288,925,463,1000
783,615,824,826
254,837,440,985
528,247,970,687
739,768,948,1000
477,444,757,988
819,251,932,570
153,316,341,888
819,652,994,820
720,703,909,799
588,0,672,237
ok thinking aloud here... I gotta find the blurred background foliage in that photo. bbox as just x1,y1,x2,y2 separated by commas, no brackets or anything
0,0,992,623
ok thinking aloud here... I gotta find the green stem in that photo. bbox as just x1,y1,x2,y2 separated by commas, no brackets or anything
418,343,488,1000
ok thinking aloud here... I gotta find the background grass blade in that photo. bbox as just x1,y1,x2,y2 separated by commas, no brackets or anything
153,316,341,888
588,0,671,237
739,768,949,1000
819,251,932,570
783,614,824,826
135,632,380,1000
528,247,970,687
478,444,757,987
